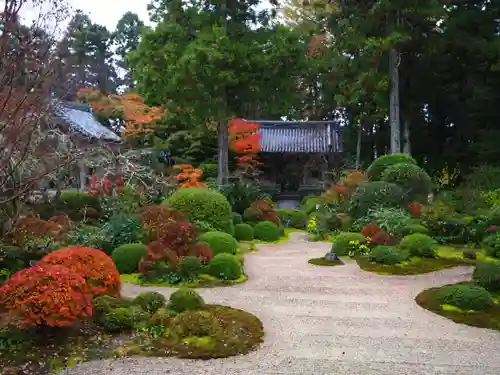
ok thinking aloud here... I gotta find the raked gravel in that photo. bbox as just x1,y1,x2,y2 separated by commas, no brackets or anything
59,232,500,375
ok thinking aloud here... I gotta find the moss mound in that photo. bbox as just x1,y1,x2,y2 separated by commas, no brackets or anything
254,220,280,242
308,257,344,266
356,256,467,275
416,283,500,331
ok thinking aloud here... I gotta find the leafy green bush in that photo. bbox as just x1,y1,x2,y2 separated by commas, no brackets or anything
234,223,254,241
150,307,176,326
56,191,101,220
208,253,242,280
482,233,500,258
436,283,495,311
464,165,500,191
331,232,367,256
128,305,150,324
303,197,325,215
168,288,205,313
349,182,406,218
232,212,242,224
193,220,217,233
381,162,433,202
198,231,238,255
177,256,203,280
368,246,406,265
367,153,417,181
353,206,411,235
399,233,437,258
398,224,429,237
199,163,218,179
165,188,233,234
462,249,477,260
254,220,280,242
276,209,308,229
133,292,166,314
66,224,107,250
473,262,500,291
171,310,222,338
217,181,270,214
111,243,147,274
100,214,143,253
93,295,131,315
102,307,134,332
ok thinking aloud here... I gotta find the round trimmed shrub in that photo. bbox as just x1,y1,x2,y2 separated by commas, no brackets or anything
436,284,495,311
93,294,130,315
472,262,500,291
165,188,233,234
198,231,238,255
234,223,254,241
276,209,308,229
399,233,437,258
348,181,405,218
254,220,280,242
168,288,205,313
367,153,417,181
232,212,243,224
177,256,203,279
150,307,176,326
381,162,433,203
40,246,121,297
111,243,147,274
102,307,134,332
208,253,242,280
133,291,166,314
171,310,222,337
368,246,406,265
398,224,429,237
331,232,367,255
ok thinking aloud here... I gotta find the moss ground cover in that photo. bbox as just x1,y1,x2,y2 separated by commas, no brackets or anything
355,256,469,275
307,257,344,266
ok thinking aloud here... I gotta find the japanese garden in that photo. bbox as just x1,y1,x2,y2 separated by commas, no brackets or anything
1,0,500,374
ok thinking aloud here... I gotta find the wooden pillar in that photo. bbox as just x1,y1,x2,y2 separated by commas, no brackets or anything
78,161,87,191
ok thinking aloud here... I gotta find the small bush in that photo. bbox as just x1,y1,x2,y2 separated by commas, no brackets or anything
381,163,433,203
462,249,477,260
331,232,367,256
368,246,406,265
303,197,325,215
326,213,342,231
165,188,233,234
56,191,101,219
133,291,166,314
111,243,148,274
354,206,412,235
93,294,130,315
177,256,203,280
208,253,242,280
243,200,280,225
349,182,406,218
100,214,143,253
232,212,242,224
171,310,222,338
399,233,437,258
193,220,217,233
473,262,500,291
275,209,308,229
436,284,495,311
199,163,218,179
398,224,429,237
198,231,238,255
234,223,254,241
102,307,134,332
168,288,205,313
186,242,213,263
361,223,381,238
370,231,397,246
254,220,280,242
150,307,176,326
367,153,417,181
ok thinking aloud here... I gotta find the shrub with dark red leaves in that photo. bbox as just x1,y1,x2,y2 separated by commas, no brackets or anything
243,200,280,225
39,246,121,297
140,205,186,242
0,264,93,328
361,223,381,238
370,231,397,246
408,202,423,218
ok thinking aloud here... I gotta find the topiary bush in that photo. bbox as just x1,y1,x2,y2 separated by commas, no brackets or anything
102,307,134,332
198,231,238,255
93,294,131,315
381,162,433,203
0,264,93,328
243,200,280,225
165,188,233,234
234,223,254,241
368,246,406,265
436,283,495,311
177,256,203,280
168,288,205,313
133,291,166,314
208,253,242,280
331,232,367,256
254,220,280,242
367,153,417,181
473,262,500,291
111,243,148,274
348,181,406,218
399,233,437,258
275,209,308,229
39,246,121,297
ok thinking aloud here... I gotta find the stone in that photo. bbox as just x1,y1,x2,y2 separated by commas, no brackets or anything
324,252,339,261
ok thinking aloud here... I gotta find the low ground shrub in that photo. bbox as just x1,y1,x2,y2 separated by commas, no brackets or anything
111,243,148,274
462,249,477,260
368,245,406,265
275,209,308,229
198,231,238,255
381,162,433,203
133,292,166,314
399,233,437,258
369,231,397,246
93,294,131,315
331,232,367,256
168,288,205,313
349,182,406,218
367,153,417,181
234,223,254,241
165,188,233,234
171,310,222,338
177,256,203,280
482,233,500,258
208,253,242,280
254,220,280,242
473,262,500,291
102,307,135,332
436,283,495,311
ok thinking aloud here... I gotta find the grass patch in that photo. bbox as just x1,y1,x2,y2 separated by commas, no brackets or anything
238,241,258,253
356,256,470,275
308,257,344,266
437,245,498,263
415,284,500,331
121,273,248,288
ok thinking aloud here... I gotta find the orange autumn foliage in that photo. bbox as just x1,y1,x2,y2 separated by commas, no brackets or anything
174,164,207,188
0,264,94,328
228,118,262,172
39,246,121,297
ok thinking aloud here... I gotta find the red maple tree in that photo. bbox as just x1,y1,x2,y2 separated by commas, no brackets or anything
228,118,262,176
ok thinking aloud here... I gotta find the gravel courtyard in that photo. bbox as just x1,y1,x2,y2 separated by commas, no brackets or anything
60,232,500,375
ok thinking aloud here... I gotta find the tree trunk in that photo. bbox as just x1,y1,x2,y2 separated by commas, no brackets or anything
355,122,362,170
389,48,401,154
217,118,229,186
402,118,411,154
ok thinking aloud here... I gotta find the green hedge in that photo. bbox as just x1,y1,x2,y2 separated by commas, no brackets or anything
399,233,437,258
198,231,238,255
111,243,148,274
436,283,495,311
234,223,254,241
254,221,280,242
276,209,308,229
368,245,406,265
165,188,233,234
208,253,242,280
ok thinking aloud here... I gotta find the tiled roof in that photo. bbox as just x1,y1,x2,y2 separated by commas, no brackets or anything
258,122,341,153
52,100,121,142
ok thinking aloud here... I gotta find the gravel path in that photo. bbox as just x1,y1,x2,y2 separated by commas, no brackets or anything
61,232,500,375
